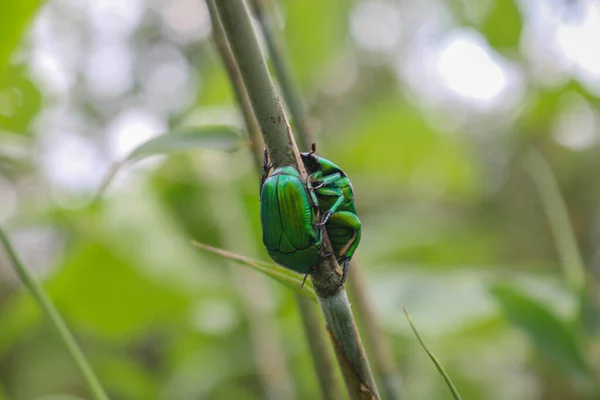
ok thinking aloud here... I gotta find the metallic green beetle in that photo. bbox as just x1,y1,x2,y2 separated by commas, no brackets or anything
260,150,322,277
301,144,361,285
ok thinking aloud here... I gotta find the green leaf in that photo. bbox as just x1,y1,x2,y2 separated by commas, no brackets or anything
126,125,243,162
403,307,463,400
0,65,42,133
490,284,591,380
0,0,42,81
192,242,318,303
481,0,522,49
48,241,190,340
331,97,478,199
96,125,245,198
282,0,351,87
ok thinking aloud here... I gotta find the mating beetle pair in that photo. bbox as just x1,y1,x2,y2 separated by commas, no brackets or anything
259,145,361,286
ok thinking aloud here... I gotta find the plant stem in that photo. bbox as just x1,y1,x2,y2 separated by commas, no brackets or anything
199,160,296,400
524,150,586,293
248,0,313,152
348,262,403,399
248,0,403,397
207,0,264,170
295,295,342,400
0,227,109,400
207,3,342,398
214,1,380,398
206,7,296,398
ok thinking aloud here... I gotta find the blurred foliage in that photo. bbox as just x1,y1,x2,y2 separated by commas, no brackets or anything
1,0,600,399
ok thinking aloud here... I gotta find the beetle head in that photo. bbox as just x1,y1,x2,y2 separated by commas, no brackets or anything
301,143,320,173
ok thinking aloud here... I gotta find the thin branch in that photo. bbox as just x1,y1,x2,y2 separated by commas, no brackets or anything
206,3,342,397
524,150,586,293
296,295,342,400
0,227,109,400
213,1,380,397
248,0,313,151
248,1,402,397
348,262,403,399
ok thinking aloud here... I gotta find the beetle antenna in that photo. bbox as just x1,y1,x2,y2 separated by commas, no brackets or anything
310,142,316,155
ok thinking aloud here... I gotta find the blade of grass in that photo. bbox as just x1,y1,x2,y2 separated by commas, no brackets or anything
403,307,463,400
0,227,108,400
192,241,317,302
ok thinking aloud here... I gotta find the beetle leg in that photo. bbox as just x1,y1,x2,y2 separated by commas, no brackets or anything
300,273,309,288
319,248,334,258
317,210,333,226
306,179,320,209
313,172,342,189
260,148,274,196
316,193,345,226
337,258,350,287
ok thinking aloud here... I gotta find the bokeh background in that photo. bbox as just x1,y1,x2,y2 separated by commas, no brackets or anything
2,0,600,399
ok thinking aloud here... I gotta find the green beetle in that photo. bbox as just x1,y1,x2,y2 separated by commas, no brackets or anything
301,144,361,285
260,150,323,279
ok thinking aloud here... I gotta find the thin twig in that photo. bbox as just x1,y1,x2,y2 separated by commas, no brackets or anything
248,0,403,396
348,262,403,399
206,3,342,397
248,0,313,151
524,150,586,293
213,1,380,397
206,7,296,399
0,227,109,400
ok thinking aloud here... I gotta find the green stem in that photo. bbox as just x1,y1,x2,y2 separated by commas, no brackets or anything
207,3,342,398
296,295,342,400
348,262,403,399
524,150,586,293
0,227,108,400
207,0,264,170
198,160,296,400
248,1,402,397
213,1,380,398
248,0,313,152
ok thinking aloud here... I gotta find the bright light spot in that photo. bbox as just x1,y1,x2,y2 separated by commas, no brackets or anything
556,2,600,90
84,42,133,98
350,0,402,53
107,108,166,159
8,227,62,279
436,34,507,102
553,94,598,150
29,9,81,95
145,59,195,114
30,51,74,95
41,131,105,192
193,300,238,334
89,0,144,39
320,52,358,96
399,29,522,113
163,0,211,43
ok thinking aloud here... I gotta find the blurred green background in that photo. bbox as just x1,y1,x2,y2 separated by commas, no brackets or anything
2,0,600,399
